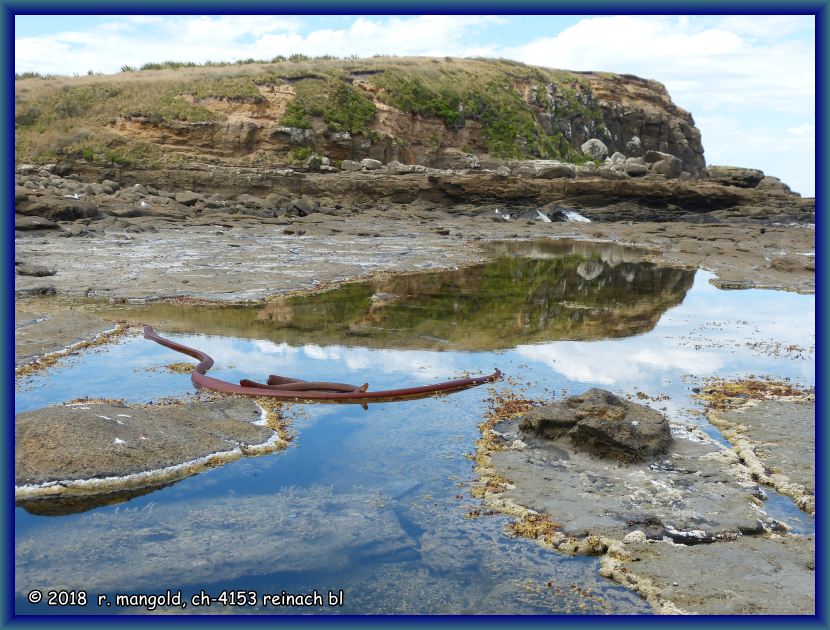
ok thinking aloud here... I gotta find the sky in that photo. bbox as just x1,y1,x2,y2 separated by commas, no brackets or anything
14,14,816,196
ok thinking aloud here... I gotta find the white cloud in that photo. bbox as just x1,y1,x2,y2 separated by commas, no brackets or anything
502,16,814,115
14,15,500,75
788,123,815,137
172,335,466,383
516,340,724,385
695,115,815,195
499,15,814,194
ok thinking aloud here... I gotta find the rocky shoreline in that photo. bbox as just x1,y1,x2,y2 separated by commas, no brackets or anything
13,155,815,615
14,157,815,311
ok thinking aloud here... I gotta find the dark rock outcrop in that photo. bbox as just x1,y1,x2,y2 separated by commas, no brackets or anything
15,215,61,231
705,165,766,188
519,388,673,462
585,73,705,176
17,198,99,221
16,262,56,277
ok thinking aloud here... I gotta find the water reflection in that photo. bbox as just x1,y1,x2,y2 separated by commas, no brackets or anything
101,239,695,350
14,239,814,615
17,481,176,516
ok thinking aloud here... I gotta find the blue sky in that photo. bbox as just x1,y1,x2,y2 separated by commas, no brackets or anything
14,14,815,195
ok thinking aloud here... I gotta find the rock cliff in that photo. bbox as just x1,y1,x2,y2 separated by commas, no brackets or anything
15,57,705,175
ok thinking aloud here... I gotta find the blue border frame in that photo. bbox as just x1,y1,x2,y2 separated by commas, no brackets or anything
2,2,826,627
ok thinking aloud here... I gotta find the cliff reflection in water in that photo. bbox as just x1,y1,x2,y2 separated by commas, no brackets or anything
112,239,695,351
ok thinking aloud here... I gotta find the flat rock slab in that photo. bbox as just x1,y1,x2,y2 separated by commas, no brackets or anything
716,398,814,496
623,535,814,614
14,215,61,231
15,399,273,487
490,420,769,541
14,308,116,367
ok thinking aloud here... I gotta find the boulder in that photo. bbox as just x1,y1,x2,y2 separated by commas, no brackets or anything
264,193,287,208
625,162,649,177
236,194,266,209
101,179,120,193
20,199,99,221
513,163,539,178
598,165,625,180
341,160,363,172
648,153,683,179
434,149,481,170
643,150,675,164
16,262,57,277
756,176,791,192
767,255,808,273
514,208,553,222
288,197,319,217
607,151,626,166
580,138,608,161
535,163,576,179
15,215,61,231
174,191,203,206
574,163,599,179
705,165,765,188
387,160,405,174
360,158,383,170
519,388,673,462
625,135,643,157
462,153,481,169
305,154,323,171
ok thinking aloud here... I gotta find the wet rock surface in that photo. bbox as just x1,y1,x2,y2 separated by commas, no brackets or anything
618,535,814,614
13,164,814,306
721,398,814,494
489,420,769,541
519,389,672,462
707,392,815,514
15,399,274,488
14,307,116,367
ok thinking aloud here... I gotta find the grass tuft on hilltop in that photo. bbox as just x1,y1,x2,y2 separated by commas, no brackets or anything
15,55,612,166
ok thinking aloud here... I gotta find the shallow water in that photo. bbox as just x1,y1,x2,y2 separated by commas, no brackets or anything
14,240,814,615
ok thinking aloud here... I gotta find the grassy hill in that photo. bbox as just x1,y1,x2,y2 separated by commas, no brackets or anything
14,55,704,173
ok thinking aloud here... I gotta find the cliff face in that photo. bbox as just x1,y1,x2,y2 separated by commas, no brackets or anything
582,73,704,175
15,57,705,175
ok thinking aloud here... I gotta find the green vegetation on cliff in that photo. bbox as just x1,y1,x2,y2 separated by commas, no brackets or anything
99,244,694,351
279,76,377,134
14,56,615,165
